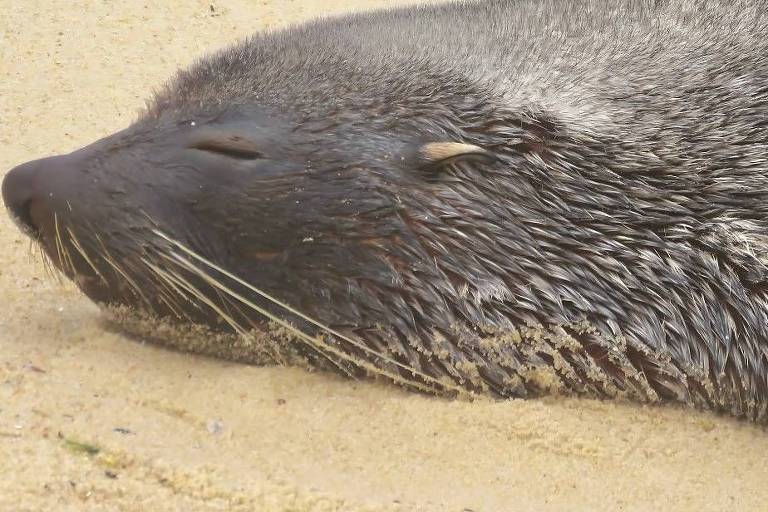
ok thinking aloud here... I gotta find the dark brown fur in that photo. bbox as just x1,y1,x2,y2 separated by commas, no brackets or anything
4,0,768,420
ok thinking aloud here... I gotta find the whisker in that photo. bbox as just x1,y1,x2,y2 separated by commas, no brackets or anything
162,248,447,393
65,226,108,283
52,213,66,272
140,256,204,314
53,213,76,276
155,251,355,376
153,229,461,394
145,256,290,367
145,256,292,366
125,257,187,321
93,242,155,313
156,293,185,320
128,215,455,392
33,239,64,284
143,258,251,339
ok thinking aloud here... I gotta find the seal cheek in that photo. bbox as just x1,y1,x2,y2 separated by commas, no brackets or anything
73,273,111,302
251,250,282,262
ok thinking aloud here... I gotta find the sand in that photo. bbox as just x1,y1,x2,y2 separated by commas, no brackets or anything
1,1,767,511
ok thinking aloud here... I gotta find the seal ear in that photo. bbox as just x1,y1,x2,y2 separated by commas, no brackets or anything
409,142,496,170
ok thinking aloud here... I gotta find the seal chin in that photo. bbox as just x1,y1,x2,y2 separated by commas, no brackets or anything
73,273,116,304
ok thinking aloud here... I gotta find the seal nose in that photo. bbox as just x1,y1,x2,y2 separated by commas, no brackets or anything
2,159,41,235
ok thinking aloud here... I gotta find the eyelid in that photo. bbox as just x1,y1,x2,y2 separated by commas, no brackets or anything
187,127,265,160
190,140,264,160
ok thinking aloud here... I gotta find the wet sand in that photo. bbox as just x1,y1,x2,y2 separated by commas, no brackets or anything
1,1,767,510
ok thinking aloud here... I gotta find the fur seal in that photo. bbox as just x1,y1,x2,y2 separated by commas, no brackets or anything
3,0,768,420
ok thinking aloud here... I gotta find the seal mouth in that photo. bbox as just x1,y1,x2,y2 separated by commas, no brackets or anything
5,206,39,238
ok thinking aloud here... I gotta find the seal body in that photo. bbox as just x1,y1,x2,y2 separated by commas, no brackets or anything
4,0,768,420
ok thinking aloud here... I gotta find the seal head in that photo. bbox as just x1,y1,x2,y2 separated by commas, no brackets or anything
4,0,768,419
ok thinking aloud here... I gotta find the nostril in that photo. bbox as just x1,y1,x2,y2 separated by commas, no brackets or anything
2,160,42,235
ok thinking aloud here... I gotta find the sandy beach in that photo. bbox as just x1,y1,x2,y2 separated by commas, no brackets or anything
1,1,767,510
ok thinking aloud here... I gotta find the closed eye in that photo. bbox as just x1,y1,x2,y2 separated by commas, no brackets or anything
190,139,264,160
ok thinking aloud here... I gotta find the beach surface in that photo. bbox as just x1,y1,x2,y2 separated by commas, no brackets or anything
1,1,767,510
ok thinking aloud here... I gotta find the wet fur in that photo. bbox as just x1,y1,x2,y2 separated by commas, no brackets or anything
7,0,768,420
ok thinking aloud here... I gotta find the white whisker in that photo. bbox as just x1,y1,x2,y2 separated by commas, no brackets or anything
161,246,452,394
65,226,108,283
152,229,461,394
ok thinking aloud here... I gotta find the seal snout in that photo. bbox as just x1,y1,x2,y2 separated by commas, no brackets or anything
2,159,42,236
2,154,79,238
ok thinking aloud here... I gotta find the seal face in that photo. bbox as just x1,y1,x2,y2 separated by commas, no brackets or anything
4,0,768,420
